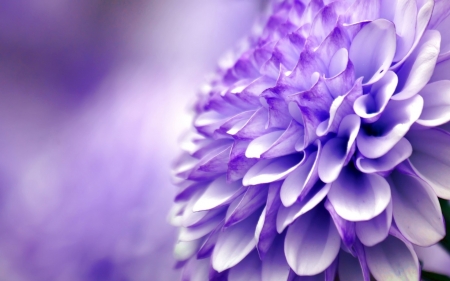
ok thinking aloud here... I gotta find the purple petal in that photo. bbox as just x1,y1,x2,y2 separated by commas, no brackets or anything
256,182,282,258
317,79,362,136
407,128,450,199
287,79,334,147
227,140,258,182
280,151,317,207
318,114,360,183
174,239,203,261
365,235,420,281
285,206,341,276
355,137,412,173
356,94,423,159
353,71,398,123
246,130,285,158
434,8,450,58
261,236,290,281
328,164,391,221
292,272,325,281
243,153,304,186
343,0,380,24
193,176,242,212
181,257,210,281
228,250,262,281
262,120,304,158
349,19,396,85
392,30,441,100
390,166,445,246
325,200,356,250
212,209,261,272
197,221,223,259
328,48,348,78
391,0,434,69
178,213,223,242
387,0,418,62
338,251,364,281
416,80,450,127
356,200,392,247
277,181,331,233
225,185,267,227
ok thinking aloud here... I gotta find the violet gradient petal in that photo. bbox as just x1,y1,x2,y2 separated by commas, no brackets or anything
246,131,284,158
318,114,360,183
392,30,441,100
284,206,341,276
212,209,261,272
355,200,393,247
390,168,445,246
407,128,450,199
261,236,290,281
280,151,317,207
228,250,262,281
353,71,398,123
365,235,420,281
193,176,241,212
349,19,396,85
243,154,304,186
416,80,450,126
277,182,331,233
356,94,423,159
356,137,412,173
328,165,391,221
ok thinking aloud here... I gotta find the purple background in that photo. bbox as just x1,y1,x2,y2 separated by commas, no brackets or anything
0,1,259,280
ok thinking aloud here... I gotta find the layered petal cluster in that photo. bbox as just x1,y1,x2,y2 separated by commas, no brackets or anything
171,0,450,280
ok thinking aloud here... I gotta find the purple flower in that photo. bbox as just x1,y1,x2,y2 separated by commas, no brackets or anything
171,0,450,280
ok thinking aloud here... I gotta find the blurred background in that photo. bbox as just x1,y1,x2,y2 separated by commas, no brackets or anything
0,1,261,280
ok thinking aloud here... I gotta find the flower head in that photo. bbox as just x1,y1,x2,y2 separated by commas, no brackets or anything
171,0,450,279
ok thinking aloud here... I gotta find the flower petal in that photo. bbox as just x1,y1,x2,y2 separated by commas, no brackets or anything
356,94,423,159
243,153,304,186
390,166,445,246
193,176,242,212
349,19,396,85
356,200,392,247
212,209,261,272
277,181,330,233
416,80,450,127
280,151,317,207
262,236,290,281
246,130,285,158
355,137,412,173
392,30,441,100
365,235,420,281
284,206,341,276
407,128,450,199
318,114,360,183
353,71,398,123
228,250,262,281
328,165,391,221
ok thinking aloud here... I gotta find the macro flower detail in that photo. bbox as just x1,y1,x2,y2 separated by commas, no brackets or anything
170,0,450,280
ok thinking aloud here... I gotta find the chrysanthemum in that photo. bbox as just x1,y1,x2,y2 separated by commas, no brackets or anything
170,0,450,280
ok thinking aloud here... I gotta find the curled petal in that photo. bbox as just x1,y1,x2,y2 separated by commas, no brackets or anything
356,137,412,173
261,236,290,281
318,114,360,183
353,71,398,123
392,30,441,100
349,19,396,85
281,150,317,207
328,164,391,221
357,95,423,159
284,206,341,276
246,130,285,158
243,153,304,186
